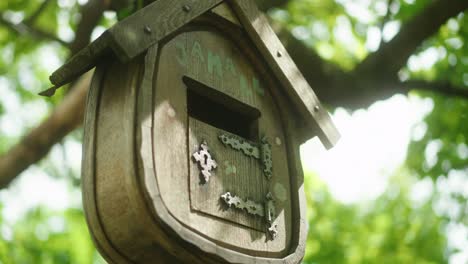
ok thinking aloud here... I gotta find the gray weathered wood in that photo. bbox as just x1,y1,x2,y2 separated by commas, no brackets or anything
81,63,132,264
189,118,266,232
110,0,223,61
41,33,111,96
83,46,212,264
228,0,340,149
79,2,336,263
147,23,297,262
210,3,242,27
46,0,223,93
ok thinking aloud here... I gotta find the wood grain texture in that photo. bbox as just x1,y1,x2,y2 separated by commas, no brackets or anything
49,0,223,89
152,28,293,257
227,28,309,263
81,8,309,264
81,63,131,264
109,0,223,61
94,57,148,262
83,47,214,264
83,57,152,263
199,14,309,263
189,118,266,232
210,3,242,27
228,0,340,149
50,32,111,88
133,44,224,264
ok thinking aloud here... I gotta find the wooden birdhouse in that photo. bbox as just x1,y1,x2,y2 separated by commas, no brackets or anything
46,0,339,263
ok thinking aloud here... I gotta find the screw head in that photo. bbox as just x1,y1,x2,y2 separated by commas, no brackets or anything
144,25,152,34
183,5,191,12
314,105,320,112
276,51,282,57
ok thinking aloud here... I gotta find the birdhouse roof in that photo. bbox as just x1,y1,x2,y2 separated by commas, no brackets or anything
44,0,339,148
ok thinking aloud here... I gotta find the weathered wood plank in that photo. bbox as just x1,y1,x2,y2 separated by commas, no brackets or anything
210,3,242,27
189,118,265,232
152,28,291,258
211,16,308,262
109,0,223,61
43,33,111,96
84,49,214,263
95,58,144,262
47,0,223,93
130,44,221,264
244,44,308,264
81,64,132,264
80,6,312,263
228,0,340,149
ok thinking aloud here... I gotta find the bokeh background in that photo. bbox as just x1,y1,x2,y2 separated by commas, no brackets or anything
0,0,467,263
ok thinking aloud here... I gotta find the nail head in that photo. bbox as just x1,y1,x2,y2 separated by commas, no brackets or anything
183,5,191,12
144,25,152,34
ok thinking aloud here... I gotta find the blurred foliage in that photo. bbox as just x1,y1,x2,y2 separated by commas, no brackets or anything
303,171,447,264
0,206,104,264
0,0,467,263
272,1,467,261
403,1,468,242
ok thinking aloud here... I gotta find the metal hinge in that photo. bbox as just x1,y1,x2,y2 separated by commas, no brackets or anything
218,134,273,181
220,191,278,240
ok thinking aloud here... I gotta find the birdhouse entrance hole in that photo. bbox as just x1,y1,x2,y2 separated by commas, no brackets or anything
184,76,260,141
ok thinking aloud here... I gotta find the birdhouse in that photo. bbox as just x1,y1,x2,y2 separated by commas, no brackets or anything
46,0,339,263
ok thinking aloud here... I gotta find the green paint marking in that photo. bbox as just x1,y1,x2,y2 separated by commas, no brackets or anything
208,51,223,78
191,41,205,63
225,57,237,76
224,161,237,176
175,42,187,67
240,74,253,98
253,77,264,96
173,40,263,99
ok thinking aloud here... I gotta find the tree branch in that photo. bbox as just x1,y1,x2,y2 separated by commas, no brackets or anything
399,80,468,98
69,0,110,54
379,0,394,43
356,0,468,78
24,0,54,25
256,0,289,11
0,0,107,188
0,72,91,189
272,24,353,107
0,15,70,46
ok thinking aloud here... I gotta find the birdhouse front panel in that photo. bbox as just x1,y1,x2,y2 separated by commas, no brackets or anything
53,1,340,262
152,28,294,255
